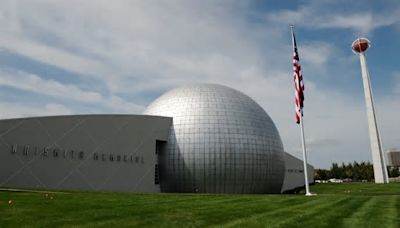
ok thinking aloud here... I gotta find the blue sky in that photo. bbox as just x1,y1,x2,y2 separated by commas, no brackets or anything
0,0,399,168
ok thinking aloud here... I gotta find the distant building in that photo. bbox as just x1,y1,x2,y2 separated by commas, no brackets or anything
387,149,400,167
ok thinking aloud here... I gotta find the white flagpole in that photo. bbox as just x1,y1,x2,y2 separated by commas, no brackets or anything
291,26,312,196
299,112,312,195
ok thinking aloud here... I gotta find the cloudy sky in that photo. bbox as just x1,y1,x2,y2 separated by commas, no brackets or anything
0,0,399,168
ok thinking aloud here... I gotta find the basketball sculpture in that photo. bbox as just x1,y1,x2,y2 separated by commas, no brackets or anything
351,37,389,183
352,38,370,53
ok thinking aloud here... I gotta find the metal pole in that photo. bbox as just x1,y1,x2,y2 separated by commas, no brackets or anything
299,113,312,195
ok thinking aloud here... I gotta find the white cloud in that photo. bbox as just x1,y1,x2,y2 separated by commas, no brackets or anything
0,69,144,113
0,35,108,77
0,0,265,93
300,42,332,66
0,102,72,119
268,4,400,35
394,73,400,94
317,14,398,34
376,96,400,152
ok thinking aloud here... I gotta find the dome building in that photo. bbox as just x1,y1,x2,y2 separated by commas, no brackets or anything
0,83,313,194
144,84,285,193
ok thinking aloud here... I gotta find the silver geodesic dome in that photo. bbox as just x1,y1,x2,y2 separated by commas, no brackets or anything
144,84,285,193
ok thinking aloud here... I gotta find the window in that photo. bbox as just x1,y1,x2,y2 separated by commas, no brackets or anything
154,164,160,185
155,140,166,155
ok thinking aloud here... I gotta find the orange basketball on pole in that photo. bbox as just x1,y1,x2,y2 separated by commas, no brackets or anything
352,38,370,53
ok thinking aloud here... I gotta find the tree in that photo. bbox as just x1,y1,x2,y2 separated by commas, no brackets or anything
315,169,330,180
330,163,342,179
315,161,375,181
388,167,400,178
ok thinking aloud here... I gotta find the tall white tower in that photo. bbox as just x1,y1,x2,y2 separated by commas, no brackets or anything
352,38,389,183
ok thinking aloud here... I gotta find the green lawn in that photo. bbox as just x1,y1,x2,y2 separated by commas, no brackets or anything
0,183,399,227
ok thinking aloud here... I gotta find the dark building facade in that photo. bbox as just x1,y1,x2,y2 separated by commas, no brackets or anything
387,149,400,167
0,115,171,192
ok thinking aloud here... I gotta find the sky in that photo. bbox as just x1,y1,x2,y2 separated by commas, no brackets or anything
0,0,399,168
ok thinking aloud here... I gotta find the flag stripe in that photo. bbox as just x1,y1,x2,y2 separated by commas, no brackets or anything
292,31,304,124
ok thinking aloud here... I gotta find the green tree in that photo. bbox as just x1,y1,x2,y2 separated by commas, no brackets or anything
315,169,330,180
322,161,375,181
388,167,400,178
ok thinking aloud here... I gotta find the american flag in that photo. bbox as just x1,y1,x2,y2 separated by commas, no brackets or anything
292,30,304,124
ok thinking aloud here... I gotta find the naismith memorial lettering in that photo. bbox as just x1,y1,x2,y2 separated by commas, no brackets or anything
10,144,145,164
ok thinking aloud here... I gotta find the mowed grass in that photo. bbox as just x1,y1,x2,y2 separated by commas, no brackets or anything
0,183,399,227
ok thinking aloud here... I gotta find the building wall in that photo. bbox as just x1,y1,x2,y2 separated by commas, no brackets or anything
0,114,315,194
0,115,171,192
281,152,314,193
387,150,400,167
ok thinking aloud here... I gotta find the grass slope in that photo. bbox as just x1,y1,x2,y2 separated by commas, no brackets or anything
0,183,399,227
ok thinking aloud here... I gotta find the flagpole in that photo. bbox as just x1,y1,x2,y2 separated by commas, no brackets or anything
291,25,312,196
299,112,311,196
